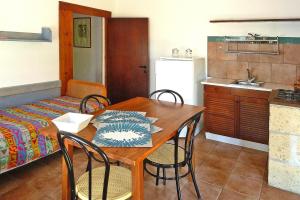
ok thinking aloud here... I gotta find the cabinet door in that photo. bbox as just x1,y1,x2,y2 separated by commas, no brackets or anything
238,97,269,144
204,91,235,137
206,113,235,137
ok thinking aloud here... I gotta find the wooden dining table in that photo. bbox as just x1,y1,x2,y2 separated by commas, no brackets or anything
42,97,205,200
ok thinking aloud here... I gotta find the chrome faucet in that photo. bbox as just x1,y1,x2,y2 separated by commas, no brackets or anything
247,68,256,83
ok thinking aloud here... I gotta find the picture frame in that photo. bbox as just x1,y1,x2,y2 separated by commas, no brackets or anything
73,17,91,48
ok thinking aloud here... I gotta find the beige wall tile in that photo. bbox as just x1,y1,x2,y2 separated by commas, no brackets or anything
297,65,300,83
269,134,300,163
207,59,227,78
226,61,248,80
268,159,300,194
271,64,297,85
269,104,300,135
216,42,237,61
284,44,300,64
208,42,217,60
228,43,238,51
260,45,284,64
237,54,260,62
249,62,272,82
260,43,280,53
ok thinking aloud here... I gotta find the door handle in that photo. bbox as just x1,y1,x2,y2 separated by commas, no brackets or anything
138,65,147,69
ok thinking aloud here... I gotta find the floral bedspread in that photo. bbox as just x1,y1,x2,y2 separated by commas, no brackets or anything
0,96,98,173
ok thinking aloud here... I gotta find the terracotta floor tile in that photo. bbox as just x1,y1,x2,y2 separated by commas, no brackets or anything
1,135,300,200
193,152,209,167
218,189,257,200
231,162,265,181
260,184,300,200
0,173,26,196
237,150,268,168
210,142,241,160
196,138,218,154
0,182,54,200
224,174,263,198
202,154,236,173
181,180,222,200
196,164,230,187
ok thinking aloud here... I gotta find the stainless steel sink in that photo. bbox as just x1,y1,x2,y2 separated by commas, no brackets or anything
231,80,264,87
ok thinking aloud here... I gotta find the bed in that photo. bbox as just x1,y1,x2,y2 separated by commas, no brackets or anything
0,80,106,173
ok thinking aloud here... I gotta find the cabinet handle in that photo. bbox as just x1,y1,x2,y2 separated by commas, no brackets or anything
138,65,147,69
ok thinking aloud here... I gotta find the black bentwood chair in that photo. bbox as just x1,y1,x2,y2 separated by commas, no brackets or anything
79,94,111,114
144,112,203,200
57,131,132,200
79,94,119,166
149,89,184,105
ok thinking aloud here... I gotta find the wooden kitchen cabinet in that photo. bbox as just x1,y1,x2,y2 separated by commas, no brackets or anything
204,86,236,137
204,85,270,144
238,96,270,144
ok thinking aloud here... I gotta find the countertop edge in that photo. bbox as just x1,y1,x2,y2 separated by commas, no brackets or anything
201,81,272,92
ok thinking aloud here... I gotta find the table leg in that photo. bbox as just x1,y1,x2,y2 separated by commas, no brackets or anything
131,159,144,200
62,143,73,200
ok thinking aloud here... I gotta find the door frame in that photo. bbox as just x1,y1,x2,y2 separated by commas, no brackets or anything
59,1,111,95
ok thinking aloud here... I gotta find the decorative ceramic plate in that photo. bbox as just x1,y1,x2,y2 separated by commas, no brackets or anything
92,122,152,147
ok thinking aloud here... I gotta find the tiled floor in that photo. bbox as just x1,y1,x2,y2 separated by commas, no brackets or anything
1,134,300,200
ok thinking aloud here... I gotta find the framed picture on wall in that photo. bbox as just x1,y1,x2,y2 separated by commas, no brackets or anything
73,17,91,48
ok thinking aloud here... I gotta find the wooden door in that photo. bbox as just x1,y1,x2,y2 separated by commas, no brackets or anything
107,18,149,103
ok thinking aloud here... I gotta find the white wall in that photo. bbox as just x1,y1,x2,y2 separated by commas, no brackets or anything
113,0,300,91
73,14,103,83
0,0,115,88
2,0,300,90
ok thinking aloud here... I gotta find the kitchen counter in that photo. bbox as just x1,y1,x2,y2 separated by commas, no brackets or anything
201,77,294,92
269,90,300,108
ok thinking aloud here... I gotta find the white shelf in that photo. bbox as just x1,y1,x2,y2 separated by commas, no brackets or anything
0,27,52,42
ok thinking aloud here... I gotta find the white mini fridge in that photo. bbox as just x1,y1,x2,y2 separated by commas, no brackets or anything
155,57,206,136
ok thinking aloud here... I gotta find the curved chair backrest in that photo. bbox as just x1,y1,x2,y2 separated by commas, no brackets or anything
174,112,202,164
149,89,184,104
57,131,110,200
80,94,111,114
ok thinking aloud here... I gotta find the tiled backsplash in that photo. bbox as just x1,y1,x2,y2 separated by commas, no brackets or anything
208,36,300,85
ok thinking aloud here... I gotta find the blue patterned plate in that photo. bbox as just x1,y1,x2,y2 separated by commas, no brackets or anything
92,122,152,147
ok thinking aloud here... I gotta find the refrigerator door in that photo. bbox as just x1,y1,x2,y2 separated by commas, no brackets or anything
155,59,194,104
155,57,205,137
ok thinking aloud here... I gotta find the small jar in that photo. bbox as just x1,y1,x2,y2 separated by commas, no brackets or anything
185,48,192,58
172,48,179,57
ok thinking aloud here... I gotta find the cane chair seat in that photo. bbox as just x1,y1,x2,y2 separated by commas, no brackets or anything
147,143,185,165
76,166,132,200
